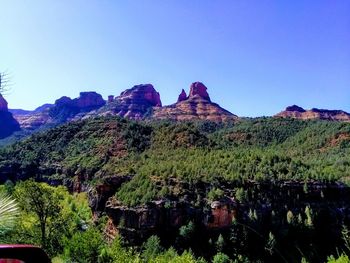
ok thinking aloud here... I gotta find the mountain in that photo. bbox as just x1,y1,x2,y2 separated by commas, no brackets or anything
275,105,350,122
10,104,54,130
10,92,106,130
0,94,21,138
152,82,237,121
92,84,162,119
79,82,236,122
1,116,350,262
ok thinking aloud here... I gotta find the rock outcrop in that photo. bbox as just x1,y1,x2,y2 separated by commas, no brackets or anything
152,82,237,122
96,84,162,119
189,82,211,101
54,92,105,109
0,94,8,111
275,105,350,122
10,104,54,130
0,94,21,138
177,89,187,103
12,92,106,130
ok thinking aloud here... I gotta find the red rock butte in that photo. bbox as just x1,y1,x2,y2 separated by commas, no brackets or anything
189,82,211,101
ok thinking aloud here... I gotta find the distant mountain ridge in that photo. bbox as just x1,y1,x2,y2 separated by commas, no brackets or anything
3,83,350,141
275,105,350,122
9,82,237,132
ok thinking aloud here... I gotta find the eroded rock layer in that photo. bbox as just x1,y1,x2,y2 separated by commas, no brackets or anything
152,82,236,122
275,105,350,122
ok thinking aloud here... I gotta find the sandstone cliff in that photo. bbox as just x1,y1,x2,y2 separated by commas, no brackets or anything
275,105,350,122
95,84,162,119
152,82,237,122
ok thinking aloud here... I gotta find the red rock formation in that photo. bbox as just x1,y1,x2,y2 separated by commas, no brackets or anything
101,84,162,120
189,82,211,101
177,89,187,103
152,82,237,122
0,94,8,111
275,105,350,122
206,200,237,228
55,96,72,106
108,95,114,103
75,92,106,108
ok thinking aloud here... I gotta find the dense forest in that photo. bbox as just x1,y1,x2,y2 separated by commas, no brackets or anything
1,116,350,262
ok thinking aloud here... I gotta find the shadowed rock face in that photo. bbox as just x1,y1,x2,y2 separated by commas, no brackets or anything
0,94,20,138
11,92,106,130
0,94,8,111
275,105,350,122
177,89,187,103
55,92,105,109
152,82,237,122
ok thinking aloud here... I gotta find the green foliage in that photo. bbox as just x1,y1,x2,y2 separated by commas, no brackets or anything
207,188,225,202
179,221,195,241
97,237,139,263
286,210,294,225
116,174,159,206
14,180,65,254
215,234,225,253
304,205,313,228
327,254,350,263
212,252,231,263
63,227,103,263
234,188,247,203
142,235,163,262
0,181,93,257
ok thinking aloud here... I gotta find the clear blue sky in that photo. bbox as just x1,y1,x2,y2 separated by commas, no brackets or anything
1,0,349,117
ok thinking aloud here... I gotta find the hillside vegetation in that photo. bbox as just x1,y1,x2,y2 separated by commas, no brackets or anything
1,116,350,205
1,116,350,262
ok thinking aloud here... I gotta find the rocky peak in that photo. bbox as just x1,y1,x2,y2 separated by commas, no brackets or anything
177,89,187,103
285,105,306,112
152,82,237,122
189,82,211,101
96,84,162,120
0,94,8,111
55,96,72,107
74,92,106,108
119,84,162,107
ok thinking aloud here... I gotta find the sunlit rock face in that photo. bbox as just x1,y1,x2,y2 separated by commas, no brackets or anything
97,84,162,120
152,82,237,122
189,82,211,101
275,105,350,122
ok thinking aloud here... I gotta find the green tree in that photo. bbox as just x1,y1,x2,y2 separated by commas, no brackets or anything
213,252,231,263
216,234,225,253
286,210,294,224
64,227,103,263
179,221,195,241
14,180,65,253
142,235,163,262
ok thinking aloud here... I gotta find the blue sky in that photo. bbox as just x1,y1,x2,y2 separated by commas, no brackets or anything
1,1,349,117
